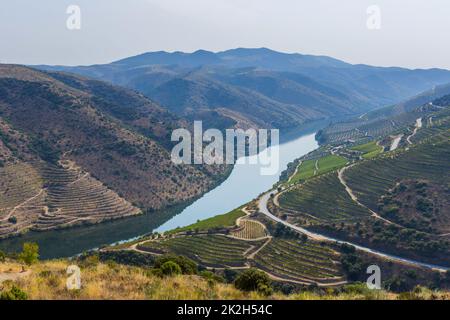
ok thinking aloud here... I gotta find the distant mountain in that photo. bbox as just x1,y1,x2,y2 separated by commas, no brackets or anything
363,83,450,120
0,65,227,238
38,48,450,129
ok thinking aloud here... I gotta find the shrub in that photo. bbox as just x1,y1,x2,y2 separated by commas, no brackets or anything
154,255,197,275
19,242,39,265
340,253,364,281
0,286,28,300
199,271,225,283
0,250,5,262
234,268,272,295
7,216,17,224
78,254,100,268
223,268,238,283
160,261,181,276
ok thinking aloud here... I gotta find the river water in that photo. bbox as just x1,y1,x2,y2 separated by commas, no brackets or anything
0,121,325,259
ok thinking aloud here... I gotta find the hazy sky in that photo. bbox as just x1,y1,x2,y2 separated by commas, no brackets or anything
1,0,449,69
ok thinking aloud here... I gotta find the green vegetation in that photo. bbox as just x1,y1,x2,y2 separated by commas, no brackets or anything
154,254,197,275
290,159,316,183
160,261,182,276
168,208,245,234
234,268,272,295
290,155,347,183
138,235,256,268
351,141,383,159
19,242,39,266
253,239,343,283
345,132,450,212
280,173,370,222
0,286,28,300
230,220,268,240
378,180,449,234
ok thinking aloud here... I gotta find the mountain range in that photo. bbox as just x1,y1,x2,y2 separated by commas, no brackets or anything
38,48,450,129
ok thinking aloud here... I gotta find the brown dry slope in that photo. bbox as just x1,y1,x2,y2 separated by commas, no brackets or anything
0,64,228,238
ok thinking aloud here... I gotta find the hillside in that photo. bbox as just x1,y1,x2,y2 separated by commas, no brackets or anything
277,98,450,266
0,65,227,238
37,48,450,129
316,85,450,145
2,258,449,300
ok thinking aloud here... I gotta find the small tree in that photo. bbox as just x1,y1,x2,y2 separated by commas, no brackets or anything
0,286,28,300
19,242,39,266
234,268,272,295
160,261,182,276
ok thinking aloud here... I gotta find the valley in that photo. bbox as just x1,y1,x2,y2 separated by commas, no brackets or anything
1,50,450,298
102,92,450,294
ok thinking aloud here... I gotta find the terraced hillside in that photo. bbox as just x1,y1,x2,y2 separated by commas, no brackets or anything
344,130,450,214
350,141,383,159
137,235,256,268
0,64,229,238
0,163,43,238
35,160,141,231
289,155,347,183
253,239,344,284
0,159,141,238
317,103,438,145
230,219,268,240
279,173,371,223
277,103,450,266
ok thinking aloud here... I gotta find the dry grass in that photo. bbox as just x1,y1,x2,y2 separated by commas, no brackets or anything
0,260,266,300
1,260,450,300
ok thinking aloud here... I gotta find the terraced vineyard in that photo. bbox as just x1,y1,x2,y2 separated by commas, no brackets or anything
409,107,450,144
137,235,257,267
230,219,268,240
344,131,450,213
318,105,437,145
279,173,371,222
0,159,141,238
350,141,383,159
290,155,347,183
253,239,344,284
0,162,44,238
37,161,141,231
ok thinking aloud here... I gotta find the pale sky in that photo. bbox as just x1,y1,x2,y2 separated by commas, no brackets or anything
1,0,449,69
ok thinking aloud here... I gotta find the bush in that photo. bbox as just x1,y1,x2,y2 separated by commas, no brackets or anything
340,253,364,281
0,286,28,300
19,242,39,266
234,268,272,295
8,216,17,224
199,271,224,283
78,254,99,268
154,255,197,275
97,250,156,267
223,268,238,283
160,261,181,276
0,250,5,262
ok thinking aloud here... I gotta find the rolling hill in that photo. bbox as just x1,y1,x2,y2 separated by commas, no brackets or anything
0,65,228,238
38,48,450,129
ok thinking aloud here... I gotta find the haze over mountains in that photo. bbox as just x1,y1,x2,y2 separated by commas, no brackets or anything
39,48,450,129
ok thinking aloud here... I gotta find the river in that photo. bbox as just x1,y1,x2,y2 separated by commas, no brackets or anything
0,121,326,259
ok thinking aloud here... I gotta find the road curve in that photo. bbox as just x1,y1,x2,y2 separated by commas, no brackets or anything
258,190,449,272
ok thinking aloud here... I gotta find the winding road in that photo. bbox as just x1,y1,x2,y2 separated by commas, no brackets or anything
406,118,423,145
257,190,449,272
